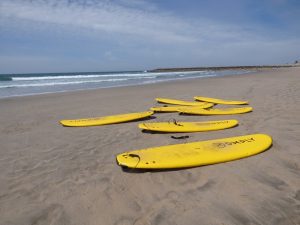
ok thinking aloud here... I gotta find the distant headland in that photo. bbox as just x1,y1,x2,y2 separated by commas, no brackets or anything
150,63,299,72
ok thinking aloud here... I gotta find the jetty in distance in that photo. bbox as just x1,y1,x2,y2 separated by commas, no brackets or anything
150,63,299,72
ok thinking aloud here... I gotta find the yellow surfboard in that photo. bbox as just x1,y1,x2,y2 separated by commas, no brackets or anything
60,111,154,127
194,96,248,105
150,103,214,112
138,120,238,133
116,134,272,169
156,97,212,106
178,107,252,115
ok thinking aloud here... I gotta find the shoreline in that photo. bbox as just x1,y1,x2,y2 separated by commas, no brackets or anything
0,67,299,225
0,67,265,100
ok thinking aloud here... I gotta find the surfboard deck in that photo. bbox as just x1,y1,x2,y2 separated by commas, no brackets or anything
194,96,248,105
178,107,252,115
138,119,238,132
60,111,154,127
156,97,212,106
116,134,272,169
150,103,214,112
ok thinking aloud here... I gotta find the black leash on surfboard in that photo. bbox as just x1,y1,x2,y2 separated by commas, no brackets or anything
128,154,141,169
171,135,190,139
168,118,183,126
167,118,189,139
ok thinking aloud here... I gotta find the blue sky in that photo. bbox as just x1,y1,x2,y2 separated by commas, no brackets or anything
0,0,299,73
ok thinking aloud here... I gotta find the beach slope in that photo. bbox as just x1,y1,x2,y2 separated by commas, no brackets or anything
0,67,299,225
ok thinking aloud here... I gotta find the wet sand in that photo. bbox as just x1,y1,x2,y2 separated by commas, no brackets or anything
0,67,299,225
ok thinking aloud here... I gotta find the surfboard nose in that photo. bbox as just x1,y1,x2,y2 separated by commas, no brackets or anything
116,153,140,168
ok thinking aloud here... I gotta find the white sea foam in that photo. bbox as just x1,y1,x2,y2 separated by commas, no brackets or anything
0,78,130,88
11,71,203,81
0,69,252,98
0,71,215,89
12,75,107,81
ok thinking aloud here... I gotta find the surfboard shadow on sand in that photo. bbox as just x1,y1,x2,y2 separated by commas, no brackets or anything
120,165,194,173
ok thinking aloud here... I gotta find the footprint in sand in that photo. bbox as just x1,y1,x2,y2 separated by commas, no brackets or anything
114,217,134,225
166,191,179,201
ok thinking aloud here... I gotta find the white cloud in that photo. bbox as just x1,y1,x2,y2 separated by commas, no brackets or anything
117,0,157,10
0,0,265,44
0,0,200,43
1,0,299,73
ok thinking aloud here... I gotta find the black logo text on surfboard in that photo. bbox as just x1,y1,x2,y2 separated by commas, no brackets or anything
214,137,255,148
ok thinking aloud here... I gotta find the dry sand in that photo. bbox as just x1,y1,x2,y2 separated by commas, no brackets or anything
0,67,299,225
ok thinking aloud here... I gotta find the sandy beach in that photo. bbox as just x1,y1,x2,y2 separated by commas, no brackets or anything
0,67,299,225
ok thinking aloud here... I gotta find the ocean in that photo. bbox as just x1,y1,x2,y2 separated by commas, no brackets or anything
0,69,253,98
